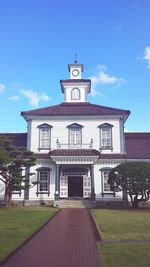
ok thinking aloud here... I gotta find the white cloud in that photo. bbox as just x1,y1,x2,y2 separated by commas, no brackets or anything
0,84,5,93
21,89,50,107
8,95,20,101
41,93,50,101
89,65,125,97
144,46,150,68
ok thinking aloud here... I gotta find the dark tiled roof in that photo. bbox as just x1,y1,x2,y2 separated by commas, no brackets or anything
34,153,50,159
0,133,27,148
125,132,150,159
100,154,126,160
21,102,130,117
49,149,100,157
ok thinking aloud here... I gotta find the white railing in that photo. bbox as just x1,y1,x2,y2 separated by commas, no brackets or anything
56,139,93,149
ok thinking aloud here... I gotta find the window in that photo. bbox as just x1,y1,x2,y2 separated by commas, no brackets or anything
67,123,83,148
98,123,113,150
103,171,112,192
12,180,21,196
36,167,51,196
71,88,80,100
38,124,53,150
100,168,114,196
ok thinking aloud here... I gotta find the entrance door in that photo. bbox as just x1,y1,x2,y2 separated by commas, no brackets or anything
68,176,83,197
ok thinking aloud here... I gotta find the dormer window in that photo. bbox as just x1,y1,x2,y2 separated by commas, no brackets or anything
98,123,113,150
38,124,53,150
71,88,80,100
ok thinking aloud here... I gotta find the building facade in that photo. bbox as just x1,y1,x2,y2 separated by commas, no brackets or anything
0,62,150,205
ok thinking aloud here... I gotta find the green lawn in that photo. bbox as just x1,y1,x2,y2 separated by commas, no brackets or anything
91,209,150,267
0,206,58,262
98,243,150,267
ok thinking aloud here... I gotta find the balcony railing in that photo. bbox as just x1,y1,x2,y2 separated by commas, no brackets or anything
56,139,93,149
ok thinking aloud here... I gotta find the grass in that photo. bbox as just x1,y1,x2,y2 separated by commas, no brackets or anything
91,209,150,267
0,206,58,262
92,209,150,241
98,243,150,267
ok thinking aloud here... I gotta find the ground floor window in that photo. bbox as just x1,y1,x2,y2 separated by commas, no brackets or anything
100,167,114,196
36,167,51,196
12,180,22,196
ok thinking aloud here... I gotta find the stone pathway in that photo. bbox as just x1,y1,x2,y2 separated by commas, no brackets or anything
1,208,100,267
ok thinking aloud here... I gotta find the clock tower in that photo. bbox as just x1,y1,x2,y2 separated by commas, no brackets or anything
68,63,83,79
60,61,91,103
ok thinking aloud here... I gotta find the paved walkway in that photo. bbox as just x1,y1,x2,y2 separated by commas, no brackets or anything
1,209,100,267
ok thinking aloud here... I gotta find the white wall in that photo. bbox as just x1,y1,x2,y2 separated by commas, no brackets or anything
94,163,122,199
29,117,123,154
28,162,56,201
64,86,87,102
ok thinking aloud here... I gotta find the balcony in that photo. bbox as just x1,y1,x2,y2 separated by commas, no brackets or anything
56,139,93,149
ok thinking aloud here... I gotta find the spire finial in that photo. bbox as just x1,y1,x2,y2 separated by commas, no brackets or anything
74,52,78,64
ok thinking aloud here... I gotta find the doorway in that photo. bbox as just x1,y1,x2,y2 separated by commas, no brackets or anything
68,176,83,197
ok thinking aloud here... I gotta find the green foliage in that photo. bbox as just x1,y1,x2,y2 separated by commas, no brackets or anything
108,162,150,208
0,136,36,207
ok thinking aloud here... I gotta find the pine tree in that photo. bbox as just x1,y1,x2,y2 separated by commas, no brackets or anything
0,136,36,208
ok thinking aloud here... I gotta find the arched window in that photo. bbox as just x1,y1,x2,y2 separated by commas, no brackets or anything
71,88,80,100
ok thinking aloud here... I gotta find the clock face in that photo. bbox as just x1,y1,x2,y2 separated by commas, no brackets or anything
72,69,79,77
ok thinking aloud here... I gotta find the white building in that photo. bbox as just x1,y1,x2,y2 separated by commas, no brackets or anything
1,62,150,205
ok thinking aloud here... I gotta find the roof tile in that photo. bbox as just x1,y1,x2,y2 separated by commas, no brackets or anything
125,132,150,159
21,102,130,117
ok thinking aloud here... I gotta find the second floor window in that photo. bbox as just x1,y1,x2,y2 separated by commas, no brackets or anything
38,124,53,149
98,123,113,150
70,128,81,145
67,123,83,148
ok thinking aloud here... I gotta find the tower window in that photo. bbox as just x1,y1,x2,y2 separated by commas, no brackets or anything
71,88,80,100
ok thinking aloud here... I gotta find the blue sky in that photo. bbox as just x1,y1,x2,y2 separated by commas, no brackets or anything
0,0,150,133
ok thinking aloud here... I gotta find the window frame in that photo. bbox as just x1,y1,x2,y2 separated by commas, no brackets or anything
67,123,83,148
100,167,115,197
38,123,53,150
36,167,51,196
71,88,81,100
98,123,113,151
12,180,22,196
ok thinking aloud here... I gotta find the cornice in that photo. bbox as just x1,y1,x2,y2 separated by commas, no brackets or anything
97,159,125,165
50,155,99,164
23,114,125,122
